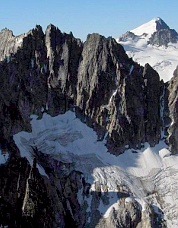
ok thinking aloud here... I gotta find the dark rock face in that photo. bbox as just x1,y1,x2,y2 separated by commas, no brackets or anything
155,18,170,31
45,24,83,111
0,27,164,153
77,33,126,122
147,18,178,47
149,29,178,47
0,148,90,227
118,31,138,42
0,25,82,141
0,25,48,141
167,66,178,154
0,156,57,227
143,64,161,146
77,33,162,152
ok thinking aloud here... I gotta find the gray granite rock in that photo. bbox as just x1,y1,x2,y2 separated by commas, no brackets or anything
167,66,178,154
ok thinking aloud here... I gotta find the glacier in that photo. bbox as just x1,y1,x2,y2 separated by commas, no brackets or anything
13,110,178,227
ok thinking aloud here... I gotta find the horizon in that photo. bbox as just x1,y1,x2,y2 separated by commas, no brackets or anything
1,0,178,41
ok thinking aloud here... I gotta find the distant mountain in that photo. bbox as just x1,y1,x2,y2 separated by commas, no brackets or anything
117,17,178,82
130,17,170,38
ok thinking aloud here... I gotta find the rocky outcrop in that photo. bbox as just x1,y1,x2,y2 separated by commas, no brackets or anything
149,29,178,47
96,197,142,228
118,31,138,42
146,17,178,47
0,28,25,61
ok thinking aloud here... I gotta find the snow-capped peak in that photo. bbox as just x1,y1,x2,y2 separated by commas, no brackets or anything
130,17,169,38
118,18,178,82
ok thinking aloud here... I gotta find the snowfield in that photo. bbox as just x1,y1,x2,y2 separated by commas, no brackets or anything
13,111,178,227
130,18,160,37
119,39,178,82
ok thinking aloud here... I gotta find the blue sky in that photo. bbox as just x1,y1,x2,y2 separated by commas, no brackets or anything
0,0,178,41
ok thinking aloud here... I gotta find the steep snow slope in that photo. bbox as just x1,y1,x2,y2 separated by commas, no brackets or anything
13,111,178,227
118,18,178,82
130,18,161,38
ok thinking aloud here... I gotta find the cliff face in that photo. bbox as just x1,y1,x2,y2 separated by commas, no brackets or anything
0,27,165,152
0,25,82,141
77,33,162,152
0,28,24,61
167,66,178,154
0,25,177,227
45,24,83,111
148,29,178,47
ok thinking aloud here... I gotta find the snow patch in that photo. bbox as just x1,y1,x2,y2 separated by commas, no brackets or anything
159,149,171,158
125,197,134,203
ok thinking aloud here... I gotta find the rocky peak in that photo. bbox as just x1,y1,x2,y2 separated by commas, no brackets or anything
148,28,178,46
45,24,83,117
154,17,170,30
130,17,170,38
147,18,178,46
0,28,24,61
0,28,14,38
121,17,178,47
76,33,127,121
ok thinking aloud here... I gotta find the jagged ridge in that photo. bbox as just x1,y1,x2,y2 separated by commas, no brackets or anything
0,24,175,153
0,24,178,227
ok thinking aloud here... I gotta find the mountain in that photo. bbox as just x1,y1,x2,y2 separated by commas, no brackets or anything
0,24,178,227
118,17,178,82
